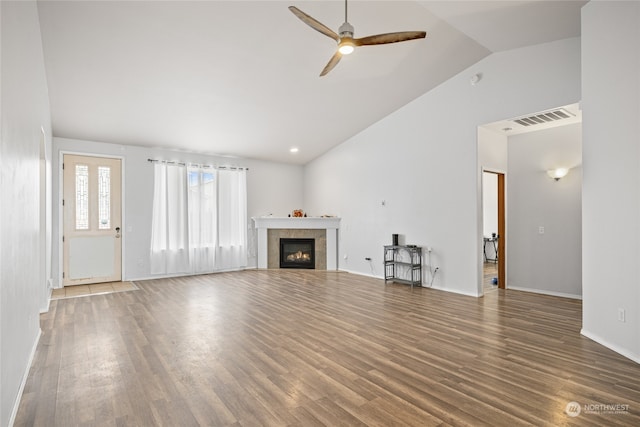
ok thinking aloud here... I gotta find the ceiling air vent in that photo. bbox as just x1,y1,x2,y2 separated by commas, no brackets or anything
512,108,575,127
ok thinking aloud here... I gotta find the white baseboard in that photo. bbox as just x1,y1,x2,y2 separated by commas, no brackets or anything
340,269,382,280
507,286,582,300
429,284,480,298
580,328,640,364
9,328,42,427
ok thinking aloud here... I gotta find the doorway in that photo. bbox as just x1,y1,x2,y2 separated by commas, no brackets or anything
482,171,505,292
62,154,122,285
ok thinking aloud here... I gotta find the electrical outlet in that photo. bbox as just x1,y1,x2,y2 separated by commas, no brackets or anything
343,254,348,260
618,308,626,323
538,226,545,234
427,247,433,253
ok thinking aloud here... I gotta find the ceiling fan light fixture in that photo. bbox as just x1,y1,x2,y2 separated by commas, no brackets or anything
338,39,355,55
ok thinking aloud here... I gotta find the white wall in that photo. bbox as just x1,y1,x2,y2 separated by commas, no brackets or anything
304,38,581,296
0,1,53,425
582,1,640,362
52,138,304,284
478,126,508,172
507,124,582,298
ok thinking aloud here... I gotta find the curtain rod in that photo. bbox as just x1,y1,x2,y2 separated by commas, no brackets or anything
147,158,248,171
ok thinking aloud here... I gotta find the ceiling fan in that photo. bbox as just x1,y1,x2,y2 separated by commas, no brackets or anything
289,0,426,76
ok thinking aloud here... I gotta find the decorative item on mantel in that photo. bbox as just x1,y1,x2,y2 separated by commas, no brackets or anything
289,209,307,217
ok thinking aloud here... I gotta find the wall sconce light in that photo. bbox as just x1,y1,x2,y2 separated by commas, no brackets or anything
547,168,569,181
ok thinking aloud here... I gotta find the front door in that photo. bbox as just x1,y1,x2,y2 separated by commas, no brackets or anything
63,154,122,285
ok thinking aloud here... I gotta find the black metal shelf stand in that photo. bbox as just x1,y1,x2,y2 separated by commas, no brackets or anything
384,245,422,288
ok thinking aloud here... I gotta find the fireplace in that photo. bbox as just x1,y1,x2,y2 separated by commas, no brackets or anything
253,217,340,270
280,238,315,269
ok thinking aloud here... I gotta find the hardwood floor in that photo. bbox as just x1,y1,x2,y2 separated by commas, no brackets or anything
15,270,640,426
483,262,498,293
50,281,137,300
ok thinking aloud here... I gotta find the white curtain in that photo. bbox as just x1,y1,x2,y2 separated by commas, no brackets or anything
187,166,217,273
150,163,247,275
216,169,248,270
150,163,190,274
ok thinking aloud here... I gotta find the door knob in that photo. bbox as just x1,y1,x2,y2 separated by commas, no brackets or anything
115,227,121,238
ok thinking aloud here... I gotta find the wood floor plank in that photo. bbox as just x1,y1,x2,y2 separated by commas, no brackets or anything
13,270,640,426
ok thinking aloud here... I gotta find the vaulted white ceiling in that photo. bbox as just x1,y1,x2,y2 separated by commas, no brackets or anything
36,1,586,164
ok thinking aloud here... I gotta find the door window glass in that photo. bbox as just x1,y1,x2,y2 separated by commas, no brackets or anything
75,165,89,230
98,166,111,229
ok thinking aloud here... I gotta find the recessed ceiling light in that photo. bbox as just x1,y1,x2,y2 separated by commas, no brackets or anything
290,147,299,153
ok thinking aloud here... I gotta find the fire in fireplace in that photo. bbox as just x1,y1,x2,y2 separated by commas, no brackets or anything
280,238,315,269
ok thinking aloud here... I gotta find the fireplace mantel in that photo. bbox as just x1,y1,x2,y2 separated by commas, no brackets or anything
253,217,340,270
253,216,340,230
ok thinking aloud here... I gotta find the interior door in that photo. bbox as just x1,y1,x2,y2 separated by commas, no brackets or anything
497,172,505,289
63,154,122,286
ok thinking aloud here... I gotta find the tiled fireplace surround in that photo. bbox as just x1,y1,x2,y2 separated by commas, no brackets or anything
253,217,340,270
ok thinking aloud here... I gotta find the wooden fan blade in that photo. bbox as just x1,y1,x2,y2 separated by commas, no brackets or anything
288,6,339,42
320,51,342,76
354,31,426,46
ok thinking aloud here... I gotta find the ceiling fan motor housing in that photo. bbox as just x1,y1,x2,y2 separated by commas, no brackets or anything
338,22,354,38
